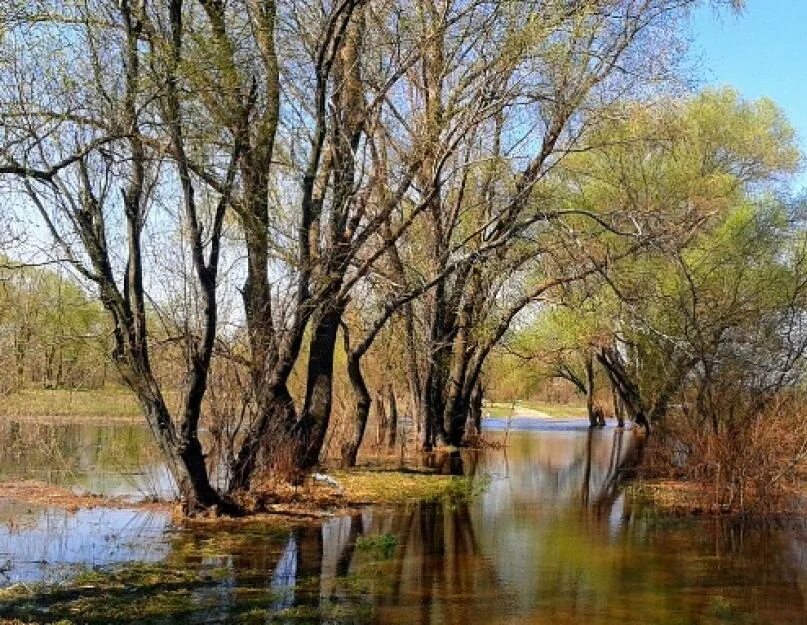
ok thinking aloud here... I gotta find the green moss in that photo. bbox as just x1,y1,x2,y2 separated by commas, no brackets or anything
0,562,238,624
266,601,373,624
333,470,490,506
63,588,196,621
236,608,271,624
355,533,398,558
0,557,385,625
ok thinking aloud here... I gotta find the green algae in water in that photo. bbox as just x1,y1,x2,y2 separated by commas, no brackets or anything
355,533,398,559
0,562,281,625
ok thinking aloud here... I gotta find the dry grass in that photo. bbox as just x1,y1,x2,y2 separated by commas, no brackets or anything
627,480,731,515
0,480,170,512
0,388,143,421
640,396,807,515
242,468,484,513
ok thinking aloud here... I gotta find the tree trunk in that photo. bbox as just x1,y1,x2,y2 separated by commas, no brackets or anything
138,397,234,515
586,355,596,427
228,381,296,492
612,381,625,428
387,384,398,449
295,304,345,470
403,308,424,434
462,380,483,444
376,391,388,447
597,347,644,422
341,352,371,468
444,339,472,445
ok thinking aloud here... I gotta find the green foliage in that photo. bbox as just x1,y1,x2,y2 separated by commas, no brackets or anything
0,259,108,393
495,88,805,425
355,533,398,559
441,474,492,507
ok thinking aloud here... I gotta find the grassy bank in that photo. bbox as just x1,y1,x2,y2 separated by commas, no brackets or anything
484,399,586,419
238,468,489,516
0,388,142,421
332,469,488,506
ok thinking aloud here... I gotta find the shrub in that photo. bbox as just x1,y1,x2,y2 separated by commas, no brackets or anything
644,395,807,514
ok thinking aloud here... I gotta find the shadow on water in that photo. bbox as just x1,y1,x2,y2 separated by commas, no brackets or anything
0,420,805,624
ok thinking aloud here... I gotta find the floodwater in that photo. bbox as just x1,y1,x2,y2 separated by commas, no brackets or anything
0,417,805,624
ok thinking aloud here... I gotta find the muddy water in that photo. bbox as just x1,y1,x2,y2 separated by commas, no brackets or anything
0,418,805,624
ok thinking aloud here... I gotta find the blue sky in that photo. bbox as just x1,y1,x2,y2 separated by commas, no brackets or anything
691,0,807,190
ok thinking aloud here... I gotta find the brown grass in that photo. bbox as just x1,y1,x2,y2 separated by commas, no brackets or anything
0,480,170,512
639,396,807,515
0,388,143,421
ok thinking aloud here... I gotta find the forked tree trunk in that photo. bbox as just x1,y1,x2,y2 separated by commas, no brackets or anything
228,381,296,492
133,390,235,515
296,304,345,470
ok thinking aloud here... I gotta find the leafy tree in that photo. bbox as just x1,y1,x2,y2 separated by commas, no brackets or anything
505,89,803,430
0,260,107,393
0,2,754,513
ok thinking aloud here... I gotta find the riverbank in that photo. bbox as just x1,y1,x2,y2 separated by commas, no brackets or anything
2,421,805,625
483,399,586,419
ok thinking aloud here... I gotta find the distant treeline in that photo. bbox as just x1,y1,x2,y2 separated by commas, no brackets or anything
0,261,108,392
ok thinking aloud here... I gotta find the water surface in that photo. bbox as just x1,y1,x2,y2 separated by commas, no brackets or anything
0,417,804,624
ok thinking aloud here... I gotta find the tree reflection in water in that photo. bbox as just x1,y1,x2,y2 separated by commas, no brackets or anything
0,422,805,624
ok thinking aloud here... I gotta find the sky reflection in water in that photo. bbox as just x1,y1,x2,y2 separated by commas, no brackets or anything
0,418,805,624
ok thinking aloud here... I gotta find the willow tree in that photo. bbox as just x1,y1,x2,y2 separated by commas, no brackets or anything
376,0,741,448
0,0,748,512
505,89,802,431
0,0,443,504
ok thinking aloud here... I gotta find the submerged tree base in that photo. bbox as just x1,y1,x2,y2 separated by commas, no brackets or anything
0,468,489,523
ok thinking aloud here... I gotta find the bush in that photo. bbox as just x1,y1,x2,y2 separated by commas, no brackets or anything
644,396,807,514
